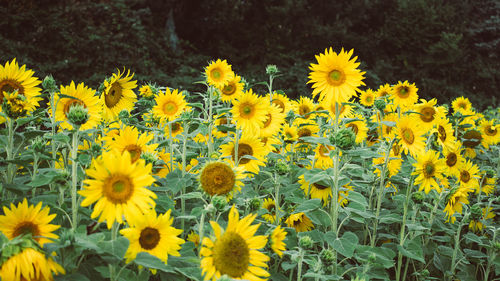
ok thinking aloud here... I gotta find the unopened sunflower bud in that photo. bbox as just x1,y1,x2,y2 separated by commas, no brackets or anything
266,65,279,76
320,249,335,265
493,241,500,252
67,104,89,127
368,253,377,263
31,136,45,153
141,151,157,166
180,110,192,120
211,196,227,211
205,203,216,213
210,152,220,159
217,275,232,281
374,99,386,111
333,128,356,150
411,191,425,204
249,198,261,211
118,109,130,123
90,143,101,155
351,276,366,281
470,204,482,220
42,75,57,92
275,159,290,175
299,235,313,249
420,269,430,278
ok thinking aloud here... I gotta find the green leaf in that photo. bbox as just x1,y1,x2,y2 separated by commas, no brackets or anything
327,231,358,258
133,252,176,273
175,192,203,200
294,199,322,213
98,237,129,260
397,238,425,263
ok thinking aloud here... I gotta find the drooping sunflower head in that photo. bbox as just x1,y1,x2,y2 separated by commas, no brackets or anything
102,68,137,121
285,212,314,232
390,80,418,108
262,198,279,223
0,198,60,246
270,225,287,258
359,89,376,107
231,89,270,135
205,59,234,88
298,175,332,205
218,74,244,102
0,247,65,281
152,88,188,122
198,160,244,198
307,47,366,104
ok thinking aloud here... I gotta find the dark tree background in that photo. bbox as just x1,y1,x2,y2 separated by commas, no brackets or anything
1,0,499,108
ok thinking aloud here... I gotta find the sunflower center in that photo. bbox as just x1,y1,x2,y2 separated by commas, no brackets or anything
347,123,359,135
392,143,401,156
299,105,311,116
319,145,330,157
233,143,254,165
460,170,470,183
213,231,250,278
263,113,272,128
462,130,482,148
272,99,286,113
0,79,23,100
240,103,254,118
366,96,373,103
446,153,457,167
328,69,345,86
420,107,436,123
63,99,86,117
124,144,142,163
222,83,236,95
105,82,123,108
313,182,329,190
438,125,447,142
163,101,178,115
485,125,497,136
285,132,293,139
401,128,415,144
398,86,409,98
211,68,222,80
298,128,312,138
458,102,467,109
423,162,435,178
171,122,181,133
103,174,134,204
13,221,40,238
139,227,160,250
200,162,236,195
266,203,276,214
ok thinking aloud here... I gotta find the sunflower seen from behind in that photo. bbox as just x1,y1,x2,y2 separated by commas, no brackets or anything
0,199,60,246
101,69,137,121
79,150,157,229
152,88,188,122
412,149,446,194
200,206,270,281
308,47,365,104
120,209,184,266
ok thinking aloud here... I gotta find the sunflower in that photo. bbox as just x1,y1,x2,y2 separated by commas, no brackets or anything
478,172,496,195
376,83,392,98
101,69,137,121
260,103,285,138
231,89,269,135
285,212,314,232
0,247,65,281
120,209,184,265
282,124,298,142
457,159,480,192
478,119,499,148
412,149,446,194
262,198,280,224
187,231,200,248
359,89,376,107
260,135,281,154
205,59,234,89
155,151,173,178
321,99,355,120
270,91,295,114
79,150,157,229
299,175,332,205
373,143,403,178
451,96,472,114
218,74,244,103
313,144,334,169
344,115,369,144
139,84,154,98
108,125,158,163
434,117,456,151
307,47,365,104
270,226,287,258
442,142,465,178
294,96,315,119
200,206,269,281
390,80,418,109
395,115,426,158
443,186,472,223
220,133,267,175
165,121,184,140
413,99,445,131
53,81,102,130
338,184,354,207
199,160,245,198
0,58,42,117
295,118,320,140
375,112,398,141
469,207,495,233
152,88,188,122
213,113,232,139
0,199,60,246
1,90,31,119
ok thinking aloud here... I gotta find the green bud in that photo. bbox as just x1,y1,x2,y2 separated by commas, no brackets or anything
249,198,261,211
31,136,45,153
118,109,130,123
275,159,291,175
210,152,221,159
141,151,157,166
212,195,227,211
205,203,216,213
351,276,366,281
420,269,430,278
493,241,500,252
368,252,377,263
320,249,335,265
485,169,495,178
411,191,425,204
67,103,89,127
266,65,279,76
42,75,57,92
217,275,232,281
180,110,192,120
90,143,102,155
374,99,386,111
333,128,356,150
299,235,314,249
470,204,482,220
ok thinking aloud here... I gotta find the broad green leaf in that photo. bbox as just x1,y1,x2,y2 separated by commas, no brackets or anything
294,199,322,213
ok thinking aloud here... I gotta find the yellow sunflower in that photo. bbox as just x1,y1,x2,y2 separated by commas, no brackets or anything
457,159,480,192
53,81,102,130
390,80,418,109
101,69,137,121
107,125,158,163
298,175,332,205
187,231,200,248
295,118,320,140
259,103,285,138
262,198,280,224
120,209,184,265
200,206,269,281
285,212,314,232
395,115,426,158
339,184,354,207
152,88,188,122
164,121,184,140
0,199,60,246
294,96,315,119
313,144,334,169
0,58,42,117
376,83,392,98
375,112,398,141
469,207,495,232
434,117,456,151
282,124,298,142
451,96,472,114
198,160,245,198
270,225,287,258
442,142,465,178
307,47,366,104
213,113,232,139
260,135,281,154
443,186,472,223
344,114,368,144
359,89,376,107
231,89,269,135
218,74,244,103
0,247,65,281
139,84,154,98
478,172,496,195
413,98,445,131
79,150,157,229
205,59,234,88
373,143,403,178
270,91,295,114
220,133,267,175
412,149,446,194
321,98,355,120
478,119,499,148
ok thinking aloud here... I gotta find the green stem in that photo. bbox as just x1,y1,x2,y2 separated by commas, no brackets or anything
484,229,497,281
396,173,414,281
180,120,189,232
329,101,341,274
6,117,15,185
297,248,304,281
109,222,119,281
71,129,80,231
449,216,466,281
198,211,206,253
168,122,174,173
274,174,281,226
207,86,214,156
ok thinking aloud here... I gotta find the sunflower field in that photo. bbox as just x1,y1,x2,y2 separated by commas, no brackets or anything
0,47,499,281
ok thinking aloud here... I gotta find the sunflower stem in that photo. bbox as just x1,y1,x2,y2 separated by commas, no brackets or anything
328,102,341,275
424,191,445,247
297,248,304,281
274,174,281,226
180,120,189,232
484,228,497,281
207,86,214,156
168,122,174,173
109,222,119,281
6,117,16,186
71,128,80,231
198,211,206,253
50,91,58,171
395,173,414,281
